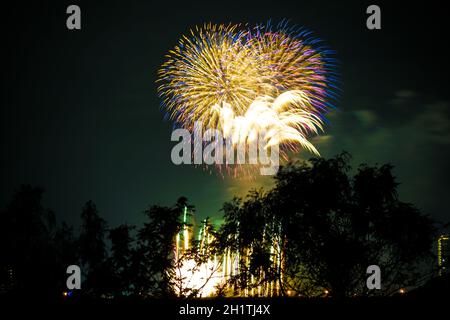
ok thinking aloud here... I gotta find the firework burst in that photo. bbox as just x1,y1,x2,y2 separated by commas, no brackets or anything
158,21,337,173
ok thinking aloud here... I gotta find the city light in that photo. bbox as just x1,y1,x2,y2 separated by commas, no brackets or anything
62,291,73,297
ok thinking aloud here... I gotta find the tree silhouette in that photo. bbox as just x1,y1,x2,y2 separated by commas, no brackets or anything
53,221,78,292
108,224,135,296
270,153,436,297
0,153,439,300
0,185,59,299
217,153,436,297
135,198,189,297
217,191,281,296
78,200,111,296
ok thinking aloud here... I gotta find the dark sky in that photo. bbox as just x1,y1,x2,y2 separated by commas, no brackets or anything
1,0,449,228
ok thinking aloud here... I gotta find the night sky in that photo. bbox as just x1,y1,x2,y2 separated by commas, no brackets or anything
1,1,449,228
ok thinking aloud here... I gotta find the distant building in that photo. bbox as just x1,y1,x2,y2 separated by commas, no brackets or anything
0,265,16,293
438,235,449,276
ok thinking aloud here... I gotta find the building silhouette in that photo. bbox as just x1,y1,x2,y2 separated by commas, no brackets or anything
438,235,449,276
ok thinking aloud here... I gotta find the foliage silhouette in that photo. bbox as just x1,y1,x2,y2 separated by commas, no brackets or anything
216,153,436,297
0,154,438,299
